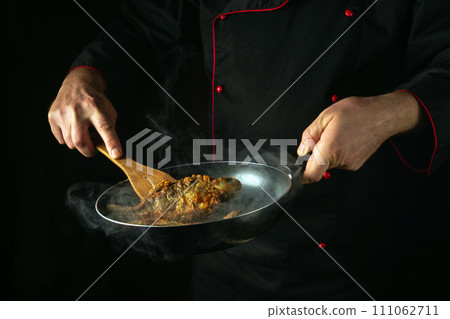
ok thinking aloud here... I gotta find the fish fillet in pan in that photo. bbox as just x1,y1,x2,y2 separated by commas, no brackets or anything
107,175,242,226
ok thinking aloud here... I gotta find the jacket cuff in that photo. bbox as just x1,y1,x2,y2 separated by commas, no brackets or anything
388,89,437,175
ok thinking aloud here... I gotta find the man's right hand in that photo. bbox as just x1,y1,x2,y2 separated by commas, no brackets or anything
48,67,122,159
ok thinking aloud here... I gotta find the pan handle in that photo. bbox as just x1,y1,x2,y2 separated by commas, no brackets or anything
284,154,310,183
276,154,310,206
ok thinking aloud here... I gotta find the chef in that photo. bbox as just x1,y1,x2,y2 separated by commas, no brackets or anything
48,0,450,300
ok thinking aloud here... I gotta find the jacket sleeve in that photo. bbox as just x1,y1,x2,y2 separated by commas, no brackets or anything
392,0,450,174
69,0,201,90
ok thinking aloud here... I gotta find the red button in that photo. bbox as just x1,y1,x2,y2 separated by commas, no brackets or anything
220,15,226,20
216,85,223,93
345,9,354,17
319,243,326,249
323,171,331,179
331,94,339,103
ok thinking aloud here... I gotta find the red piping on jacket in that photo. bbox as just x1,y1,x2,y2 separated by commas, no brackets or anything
70,66,108,95
388,139,428,173
389,89,437,175
211,0,291,160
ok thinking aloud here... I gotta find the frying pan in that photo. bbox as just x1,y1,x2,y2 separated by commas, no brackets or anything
95,161,304,262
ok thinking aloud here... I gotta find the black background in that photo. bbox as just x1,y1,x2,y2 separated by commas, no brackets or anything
6,0,201,301
5,0,450,301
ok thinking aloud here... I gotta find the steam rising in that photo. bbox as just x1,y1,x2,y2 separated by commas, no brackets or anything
65,181,169,261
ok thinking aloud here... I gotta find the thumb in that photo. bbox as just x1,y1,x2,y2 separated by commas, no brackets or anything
298,120,323,157
91,114,122,159
301,139,330,183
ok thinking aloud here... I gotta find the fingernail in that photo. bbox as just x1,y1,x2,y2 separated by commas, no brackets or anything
112,148,122,158
298,143,305,156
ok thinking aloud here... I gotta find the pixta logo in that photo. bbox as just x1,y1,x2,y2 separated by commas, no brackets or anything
192,138,325,166
125,128,326,174
126,128,172,174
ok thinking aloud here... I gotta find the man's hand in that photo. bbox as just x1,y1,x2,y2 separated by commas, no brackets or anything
298,91,424,183
48,67,122,158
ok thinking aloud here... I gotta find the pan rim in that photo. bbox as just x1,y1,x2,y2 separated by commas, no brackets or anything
95,161,293,228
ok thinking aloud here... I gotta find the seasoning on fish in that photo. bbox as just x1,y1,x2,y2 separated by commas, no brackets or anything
107,175,242,225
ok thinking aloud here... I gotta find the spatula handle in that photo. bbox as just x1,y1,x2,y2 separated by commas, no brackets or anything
95,140,136,168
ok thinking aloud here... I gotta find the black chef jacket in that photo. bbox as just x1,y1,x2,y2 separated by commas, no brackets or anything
70,0,450,300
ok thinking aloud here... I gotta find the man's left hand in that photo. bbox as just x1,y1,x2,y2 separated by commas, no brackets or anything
297,91,424,183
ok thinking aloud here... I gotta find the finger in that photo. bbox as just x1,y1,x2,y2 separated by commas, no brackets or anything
52,108,76,149
59,121,74,149
301,141,330,184
91,114,122,159
71,119,96,157
48,115,65,144
51,126,65,145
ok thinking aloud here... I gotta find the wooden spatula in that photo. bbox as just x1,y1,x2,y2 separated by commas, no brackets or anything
96,142,176,199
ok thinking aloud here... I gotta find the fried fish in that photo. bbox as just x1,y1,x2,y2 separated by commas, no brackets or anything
107,175,241,226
